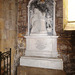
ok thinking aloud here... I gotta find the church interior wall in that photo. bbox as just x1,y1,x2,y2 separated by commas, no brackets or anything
0,0,75,75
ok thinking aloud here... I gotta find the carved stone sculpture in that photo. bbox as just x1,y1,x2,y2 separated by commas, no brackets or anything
28,0,55,35
30,8,47,34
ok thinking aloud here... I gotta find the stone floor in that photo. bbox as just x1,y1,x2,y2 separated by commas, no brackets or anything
17,66,66,75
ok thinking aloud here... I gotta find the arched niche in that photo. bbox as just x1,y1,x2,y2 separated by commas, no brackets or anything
27,0,56,36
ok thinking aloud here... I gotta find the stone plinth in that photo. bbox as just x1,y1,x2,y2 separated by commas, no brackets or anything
25,36,58,57
20,35,63,70
20,56,63,70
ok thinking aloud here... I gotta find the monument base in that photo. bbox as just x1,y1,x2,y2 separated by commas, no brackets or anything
24,36,59,57
20,35,63,70
20,56,63,70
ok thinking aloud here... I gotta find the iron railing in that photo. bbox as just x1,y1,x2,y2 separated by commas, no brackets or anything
0,48,11,75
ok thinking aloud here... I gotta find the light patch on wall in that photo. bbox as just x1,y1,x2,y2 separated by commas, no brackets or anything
63,0,75,30
68,0,75,21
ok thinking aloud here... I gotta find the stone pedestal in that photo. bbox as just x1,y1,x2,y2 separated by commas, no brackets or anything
20,36,63,70
25,36,58,57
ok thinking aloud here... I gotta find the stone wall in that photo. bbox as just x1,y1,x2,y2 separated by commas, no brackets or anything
56,0,75,74
17,0,28,56
0,0,18,75
0,0,75,75
0,0,4,51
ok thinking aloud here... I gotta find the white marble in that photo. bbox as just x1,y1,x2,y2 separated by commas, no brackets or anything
20,35,63,70
20,0,63,70
25,36,58,57
30,8,47,34
20,56,63,70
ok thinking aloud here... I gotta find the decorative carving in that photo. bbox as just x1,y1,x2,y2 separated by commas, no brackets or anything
28,0,54,35
36,40,47,50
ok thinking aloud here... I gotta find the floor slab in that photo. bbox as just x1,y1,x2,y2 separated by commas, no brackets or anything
17,66,66,75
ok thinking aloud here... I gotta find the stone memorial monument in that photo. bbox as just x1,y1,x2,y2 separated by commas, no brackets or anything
20,0,63,70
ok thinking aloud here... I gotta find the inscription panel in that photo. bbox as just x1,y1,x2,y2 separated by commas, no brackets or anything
27,38,52,51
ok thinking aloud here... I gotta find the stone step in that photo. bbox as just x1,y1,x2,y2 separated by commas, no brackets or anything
20,56,63,70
